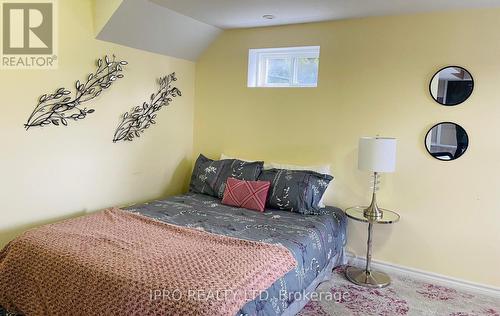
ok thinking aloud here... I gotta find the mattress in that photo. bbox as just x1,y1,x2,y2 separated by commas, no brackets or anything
125,193,347,316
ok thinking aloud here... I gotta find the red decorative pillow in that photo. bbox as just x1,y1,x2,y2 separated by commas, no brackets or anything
222,178,271,212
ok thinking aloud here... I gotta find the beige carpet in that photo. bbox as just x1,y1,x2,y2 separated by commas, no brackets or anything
298,266,500,316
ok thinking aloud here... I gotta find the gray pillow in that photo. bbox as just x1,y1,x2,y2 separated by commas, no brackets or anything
190,154,264,198
258,168,333,215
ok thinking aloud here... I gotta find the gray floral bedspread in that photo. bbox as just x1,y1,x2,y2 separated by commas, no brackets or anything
0,193,346,316
127,193,347,316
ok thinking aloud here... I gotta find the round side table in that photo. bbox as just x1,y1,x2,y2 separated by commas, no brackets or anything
344,206,400,288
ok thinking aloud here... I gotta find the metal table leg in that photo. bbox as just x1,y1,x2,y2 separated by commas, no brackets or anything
345,222,391,288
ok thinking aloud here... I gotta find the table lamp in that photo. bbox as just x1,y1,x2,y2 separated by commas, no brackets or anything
343,137,399,288
358,137,397,220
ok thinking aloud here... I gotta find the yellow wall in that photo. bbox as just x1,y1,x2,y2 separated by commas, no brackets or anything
0,0,195,247
92,0,122,36
195,9,500,287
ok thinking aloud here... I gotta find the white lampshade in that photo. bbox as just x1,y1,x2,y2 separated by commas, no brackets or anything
358,137,397,173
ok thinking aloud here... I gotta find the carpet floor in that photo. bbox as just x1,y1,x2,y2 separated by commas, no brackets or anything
298,266,500,316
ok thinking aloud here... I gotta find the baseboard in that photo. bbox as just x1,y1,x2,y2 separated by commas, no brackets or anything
345,253,500,298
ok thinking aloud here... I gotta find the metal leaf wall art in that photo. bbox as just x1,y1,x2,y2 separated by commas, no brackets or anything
24,55,127,130
113,72,181,143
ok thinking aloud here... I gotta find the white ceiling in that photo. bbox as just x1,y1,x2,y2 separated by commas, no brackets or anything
151,0,500,29
437,67,473,80
97,0,221,61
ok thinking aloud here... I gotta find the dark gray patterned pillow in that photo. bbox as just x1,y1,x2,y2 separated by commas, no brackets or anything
190,154,264,198
258,168,333,215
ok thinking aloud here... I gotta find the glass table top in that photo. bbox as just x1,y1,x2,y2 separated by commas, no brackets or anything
344,206,400,224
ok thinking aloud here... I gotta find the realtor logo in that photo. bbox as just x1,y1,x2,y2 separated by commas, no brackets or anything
1,1,57,69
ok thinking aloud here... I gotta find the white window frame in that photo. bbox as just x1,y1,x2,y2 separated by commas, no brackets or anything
248,46,320,88
431,124,457,149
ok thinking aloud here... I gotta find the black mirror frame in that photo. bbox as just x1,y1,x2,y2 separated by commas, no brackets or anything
429,66,474,107
424,121,469,161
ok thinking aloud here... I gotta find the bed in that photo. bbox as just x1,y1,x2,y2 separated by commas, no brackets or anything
0,193,346,316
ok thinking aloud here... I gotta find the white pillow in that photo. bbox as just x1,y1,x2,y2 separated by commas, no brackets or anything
268,162,333,208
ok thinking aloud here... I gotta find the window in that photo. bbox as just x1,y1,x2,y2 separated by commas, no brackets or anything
247,46,320,88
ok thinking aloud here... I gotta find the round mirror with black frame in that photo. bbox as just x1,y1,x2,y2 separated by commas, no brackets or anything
429,66,474,106
425,122,469,161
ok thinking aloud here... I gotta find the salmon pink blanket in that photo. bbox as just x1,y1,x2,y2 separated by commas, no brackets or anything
0,208,297,315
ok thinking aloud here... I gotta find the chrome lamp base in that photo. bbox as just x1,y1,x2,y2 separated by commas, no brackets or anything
345,266,391,288
363,172,383,221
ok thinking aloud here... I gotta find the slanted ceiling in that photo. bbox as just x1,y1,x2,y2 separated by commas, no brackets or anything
94,0,221,61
